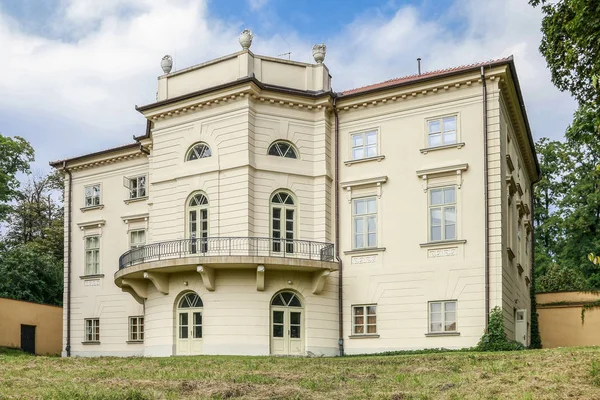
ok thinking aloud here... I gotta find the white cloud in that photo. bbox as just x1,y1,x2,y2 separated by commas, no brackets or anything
247,0,269,11
0,0,575,172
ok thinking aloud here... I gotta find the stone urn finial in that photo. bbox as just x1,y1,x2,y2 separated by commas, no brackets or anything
312,44,326,64
239,29,253,50
161,55,173,74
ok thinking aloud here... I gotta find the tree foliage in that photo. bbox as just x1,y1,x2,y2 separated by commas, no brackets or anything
530,0,600,105
534,106,600,291
475,307,525,351
0,133,34,220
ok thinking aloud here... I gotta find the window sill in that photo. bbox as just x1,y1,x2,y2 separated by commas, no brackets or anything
420,143,465,154
79,274,104,279
80,205,104,212
425,332,460,337
124,196,148,205
81,341,101,345
349,334,380,339
419,240,466,248
344,155,385,166
344,247,386,255
126,340,144,344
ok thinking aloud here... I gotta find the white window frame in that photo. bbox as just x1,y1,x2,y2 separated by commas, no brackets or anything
428,301,457,333
428,186,457,242
129,229,146,250
352,197,377,250
85,318,100,342
270,191,297,254
426,114,458,148
128,316,144,342
185,142,212,161
268,141,298,159
84,184,101,208
127,175,147,199
350,129,378,160
84,235,100,275
352,304,377,335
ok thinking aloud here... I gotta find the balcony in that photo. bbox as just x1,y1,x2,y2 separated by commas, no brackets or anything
115,237,337,298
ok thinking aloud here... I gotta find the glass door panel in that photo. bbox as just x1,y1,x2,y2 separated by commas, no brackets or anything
272,310,284,337
179,312,189,339
193,312,202,338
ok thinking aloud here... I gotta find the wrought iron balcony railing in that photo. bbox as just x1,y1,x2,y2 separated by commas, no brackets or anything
118,237,335,269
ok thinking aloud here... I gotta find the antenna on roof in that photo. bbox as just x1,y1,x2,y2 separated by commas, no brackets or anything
278,37,291,60
417,57,422,75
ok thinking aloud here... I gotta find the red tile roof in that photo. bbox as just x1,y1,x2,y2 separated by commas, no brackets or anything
339,56,513,96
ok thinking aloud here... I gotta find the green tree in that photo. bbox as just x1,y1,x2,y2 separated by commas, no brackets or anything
530,0,600,105
557,106,600,285
536,263,588,292
0,242,63,306
0,133,34,220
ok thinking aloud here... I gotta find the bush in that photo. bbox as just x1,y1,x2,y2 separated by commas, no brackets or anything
475,307,525,351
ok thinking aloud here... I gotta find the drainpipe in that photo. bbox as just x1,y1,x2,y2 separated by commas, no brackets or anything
333,95,344,356
63,161,73,357
481,66,490,327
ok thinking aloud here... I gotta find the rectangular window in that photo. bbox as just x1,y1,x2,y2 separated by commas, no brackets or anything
429,301,457,333
130,230,146,250
428,116,457,147
429,187,456,242
128,175,147,199
351,130,377,160
84,236,100,275
352,305,377,335
84,184,101,207
85,318,100,342
129,316,144,341
352,197,377,249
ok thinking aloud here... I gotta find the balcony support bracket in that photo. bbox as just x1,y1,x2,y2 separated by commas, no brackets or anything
256,265,265,291
312,270,331,295
143,272,169,295
197,265,215,291
121,278,148,299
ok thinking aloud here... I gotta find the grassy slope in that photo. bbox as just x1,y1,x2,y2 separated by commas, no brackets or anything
0,347,599,399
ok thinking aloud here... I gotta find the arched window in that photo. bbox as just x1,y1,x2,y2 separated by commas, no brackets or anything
178,292,204,308
176,292,203,346
271,291,302,307
186,142,212,161
187,192,209,253
268,141,297,159
271,191,295,253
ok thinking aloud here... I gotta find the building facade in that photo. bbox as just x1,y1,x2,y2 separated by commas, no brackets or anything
51,34,539,357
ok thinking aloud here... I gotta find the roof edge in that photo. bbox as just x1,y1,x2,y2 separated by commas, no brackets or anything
49,142,141,168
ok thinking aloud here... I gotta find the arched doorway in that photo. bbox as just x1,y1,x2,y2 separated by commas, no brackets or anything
270,291,304,355
176,292,203,355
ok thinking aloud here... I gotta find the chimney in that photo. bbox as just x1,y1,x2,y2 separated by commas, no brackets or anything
417,58,422,75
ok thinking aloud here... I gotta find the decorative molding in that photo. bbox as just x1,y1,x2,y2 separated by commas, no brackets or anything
81,341,101,345
344,247,386,256
425,332,460,337
143,272,169,295
417,164,468,191
420,142,465,154
68,152,147,172
427,248,458,258
121,278,148,299
516,182,524,196
256,265,265,291
348,334,380,339
516,200,525,218
78,219,106,233
124,196,148,205
419,239,466,248
507,247,516,260
523,203,530,215
83,279,100,287
79,274,104,280
341,176,387,202
506,154,515,172
80,205,104,212
517,263,524,275
126,341,144,344
312,270,330,295
343,155,385,166
506,175,516,196
197,265,215,291
525,276,531,286
351,255,378,264
121,213,149,223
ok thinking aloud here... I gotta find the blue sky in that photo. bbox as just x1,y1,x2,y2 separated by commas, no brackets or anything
0,0,576,174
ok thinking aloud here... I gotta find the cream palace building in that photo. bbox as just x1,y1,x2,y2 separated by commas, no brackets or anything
51,31,539,357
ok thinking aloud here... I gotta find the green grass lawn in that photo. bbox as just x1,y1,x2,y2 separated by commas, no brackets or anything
1,347,600,399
